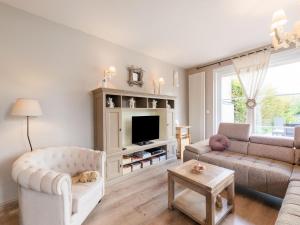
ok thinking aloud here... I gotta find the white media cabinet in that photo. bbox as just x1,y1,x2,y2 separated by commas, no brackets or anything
92,88,177,182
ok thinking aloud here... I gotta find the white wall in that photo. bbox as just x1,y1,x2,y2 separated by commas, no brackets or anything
0,3,188,205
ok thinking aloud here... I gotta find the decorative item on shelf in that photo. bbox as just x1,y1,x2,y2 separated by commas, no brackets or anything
11,98,42,151
173,70,180,88
128,66,144,87
102,66,116,88
270,9,300,50
166,100,171,109
152,99,157,109
129,97,136,108
216,194,223,209
158,77,165,94
107,97,115,108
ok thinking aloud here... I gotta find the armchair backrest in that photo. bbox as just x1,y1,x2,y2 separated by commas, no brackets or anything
13,146,101,177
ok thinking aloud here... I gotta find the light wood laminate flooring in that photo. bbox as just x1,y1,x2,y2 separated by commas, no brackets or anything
0,160,281,225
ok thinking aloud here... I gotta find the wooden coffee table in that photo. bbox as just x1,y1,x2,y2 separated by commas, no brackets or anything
167,160,235,225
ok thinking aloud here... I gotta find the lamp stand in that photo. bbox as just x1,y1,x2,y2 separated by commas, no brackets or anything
26,116,33,151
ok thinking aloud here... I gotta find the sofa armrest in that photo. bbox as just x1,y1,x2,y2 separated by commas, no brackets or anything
12,165,71,195
290,165,300,182
185,139,212,155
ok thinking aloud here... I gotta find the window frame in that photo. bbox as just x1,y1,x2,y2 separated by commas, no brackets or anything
213,48,300,135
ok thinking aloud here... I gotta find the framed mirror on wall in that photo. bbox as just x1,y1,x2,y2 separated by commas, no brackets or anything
127,66,144,87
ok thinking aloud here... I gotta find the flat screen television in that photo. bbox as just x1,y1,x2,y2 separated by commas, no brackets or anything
132,116,159,145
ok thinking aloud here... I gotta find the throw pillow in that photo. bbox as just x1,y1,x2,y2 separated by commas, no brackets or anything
72,170,99,184
209,134,230,151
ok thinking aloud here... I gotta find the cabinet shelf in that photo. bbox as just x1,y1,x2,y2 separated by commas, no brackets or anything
101,89,175,110
116,139,176,156
122,151,167,166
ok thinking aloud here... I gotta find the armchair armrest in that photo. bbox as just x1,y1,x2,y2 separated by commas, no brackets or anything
94,150,106,178
185,139,211,155
12,164,71,195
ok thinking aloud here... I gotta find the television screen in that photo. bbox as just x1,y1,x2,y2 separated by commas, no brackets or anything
132,116,159,144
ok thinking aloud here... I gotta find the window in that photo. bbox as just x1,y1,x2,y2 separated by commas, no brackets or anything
214,48,300,136
255,62,300,137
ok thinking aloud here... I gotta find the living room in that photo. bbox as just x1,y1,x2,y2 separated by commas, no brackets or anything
0,1,300,225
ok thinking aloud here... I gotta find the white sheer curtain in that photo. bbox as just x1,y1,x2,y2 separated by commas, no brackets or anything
232,51,271,128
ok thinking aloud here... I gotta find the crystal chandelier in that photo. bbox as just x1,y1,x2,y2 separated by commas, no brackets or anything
270,9,300,50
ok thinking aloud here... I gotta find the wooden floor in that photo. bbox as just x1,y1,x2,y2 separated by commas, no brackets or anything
1,160,281,225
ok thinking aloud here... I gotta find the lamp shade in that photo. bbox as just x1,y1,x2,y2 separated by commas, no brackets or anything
272,9,288,29
11,99,42,117
158,77,165,85
108,66,116,74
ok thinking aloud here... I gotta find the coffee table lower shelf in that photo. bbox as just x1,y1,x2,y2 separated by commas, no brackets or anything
172,189,232,225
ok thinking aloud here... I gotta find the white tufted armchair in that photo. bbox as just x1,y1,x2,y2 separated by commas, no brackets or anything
12,146,106,225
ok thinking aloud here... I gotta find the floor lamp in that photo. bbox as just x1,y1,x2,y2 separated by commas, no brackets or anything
11,99,42,151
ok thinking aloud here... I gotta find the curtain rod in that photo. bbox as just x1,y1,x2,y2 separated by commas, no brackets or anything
194,45,274,71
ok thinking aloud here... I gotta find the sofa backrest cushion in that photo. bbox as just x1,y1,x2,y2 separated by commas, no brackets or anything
295,126,300,149
248,136,295,164
218,123,250,141
227,140,249,154
250,135,294,148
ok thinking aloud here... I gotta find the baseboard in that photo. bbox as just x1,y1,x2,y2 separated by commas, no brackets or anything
0,199,18,215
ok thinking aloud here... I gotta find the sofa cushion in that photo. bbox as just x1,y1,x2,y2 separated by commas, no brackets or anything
72,177,103,214
198,151,292,198
227,140,248,154
250,135,294,148
275,181,300,225
218,123,250,141
248,142,295,164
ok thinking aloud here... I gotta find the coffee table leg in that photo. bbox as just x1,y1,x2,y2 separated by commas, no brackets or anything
168,173,174,210
206,193,215,225
227,181,235,213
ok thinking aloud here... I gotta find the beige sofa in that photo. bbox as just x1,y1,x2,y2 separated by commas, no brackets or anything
183,123,300,225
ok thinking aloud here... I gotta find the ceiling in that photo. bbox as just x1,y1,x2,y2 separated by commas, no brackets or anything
1,0,299,68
